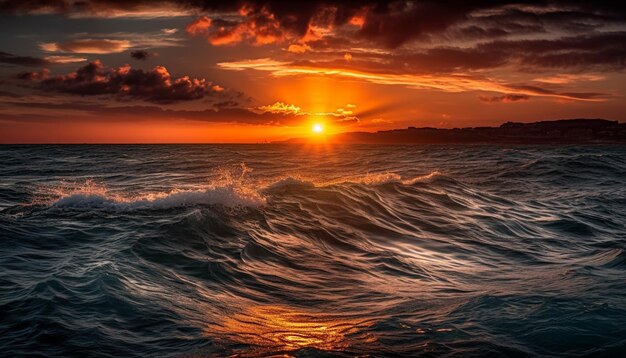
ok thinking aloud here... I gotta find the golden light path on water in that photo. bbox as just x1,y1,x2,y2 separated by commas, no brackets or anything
206,305,376,354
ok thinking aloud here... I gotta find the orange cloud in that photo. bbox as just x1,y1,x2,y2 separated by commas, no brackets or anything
349,14,365,27
209,27,246,46
532,74,605,84
285,25,330,53
256,101,358,125
185,16,212,36
287,43,312,53
258,102,301,115
186,7,285,46
217,58,290,71
44,55,87,64
218,59,608,102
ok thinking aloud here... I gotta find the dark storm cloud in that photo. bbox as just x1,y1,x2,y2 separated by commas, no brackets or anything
474,5,626,32
493,32,626,71
0,51,49,67
2,1,625,47
18,60,223,104
506,84,606,100
355,1,491,48
130,50,154,60
448,31,626,72
302,31,626,74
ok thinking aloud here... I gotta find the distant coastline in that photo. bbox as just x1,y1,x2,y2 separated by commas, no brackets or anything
280,119,626,144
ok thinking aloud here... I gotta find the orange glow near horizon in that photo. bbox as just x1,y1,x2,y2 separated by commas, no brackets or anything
0,119,340,144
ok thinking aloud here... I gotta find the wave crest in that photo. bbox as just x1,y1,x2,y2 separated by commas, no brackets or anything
35,171,265,210
266,170,442,189
29,167,442,211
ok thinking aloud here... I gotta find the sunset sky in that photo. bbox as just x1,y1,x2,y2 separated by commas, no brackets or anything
1,0,625,143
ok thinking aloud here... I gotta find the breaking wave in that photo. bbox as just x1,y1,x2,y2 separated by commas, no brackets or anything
30,169,444,211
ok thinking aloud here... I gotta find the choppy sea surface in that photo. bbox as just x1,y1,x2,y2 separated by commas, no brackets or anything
1,144,625,357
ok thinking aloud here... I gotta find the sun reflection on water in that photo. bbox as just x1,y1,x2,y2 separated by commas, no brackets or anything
207,305,374,354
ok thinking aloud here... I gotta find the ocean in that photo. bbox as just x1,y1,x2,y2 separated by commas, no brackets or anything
1,144,625,357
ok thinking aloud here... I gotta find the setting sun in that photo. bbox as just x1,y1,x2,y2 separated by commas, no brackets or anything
312,123,324,134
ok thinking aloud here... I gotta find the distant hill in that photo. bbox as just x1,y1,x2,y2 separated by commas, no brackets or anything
280,119,626,144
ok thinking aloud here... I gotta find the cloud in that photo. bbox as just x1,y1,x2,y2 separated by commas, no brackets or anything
0,0,192,18
0,100,355,126
186,8,285,46
478,94,530,103
217,58,290,71
356,2,483,48
305,31,626,75
19,60,224,104
258,102,301,115
40,39,131,54
3,1,626,52
478,32,626,72
0,51,48,67
218,58,609,101
0,52,85,67
186,16,212,36
69,31,185,49
256,101,358,124
15,69,50,80
130,50,156,60
532,74,605,84
161,28,179,35
44,55,87,63
287,43,311,53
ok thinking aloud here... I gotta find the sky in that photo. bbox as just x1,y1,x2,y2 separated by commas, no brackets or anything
0,0,625,143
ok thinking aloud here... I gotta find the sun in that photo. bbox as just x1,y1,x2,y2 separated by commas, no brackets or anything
312,123,324,134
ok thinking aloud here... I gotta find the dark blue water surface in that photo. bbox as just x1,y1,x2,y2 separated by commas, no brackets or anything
1,144,625,357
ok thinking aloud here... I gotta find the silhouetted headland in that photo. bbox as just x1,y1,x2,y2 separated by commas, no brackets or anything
283,119,626,144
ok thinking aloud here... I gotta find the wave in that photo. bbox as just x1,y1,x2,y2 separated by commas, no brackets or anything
34,178,265,210
266,170,442,189
335,171,441,185
32,169,443,211
2,146,626,357
52,186,265,209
